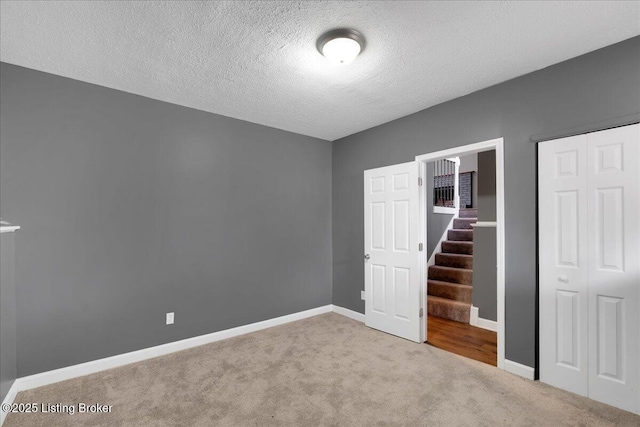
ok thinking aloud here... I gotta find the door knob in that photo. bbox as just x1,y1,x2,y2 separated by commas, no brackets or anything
364,254,370,260
557,276,569,283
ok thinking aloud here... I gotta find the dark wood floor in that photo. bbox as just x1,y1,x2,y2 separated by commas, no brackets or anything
426,315,497,366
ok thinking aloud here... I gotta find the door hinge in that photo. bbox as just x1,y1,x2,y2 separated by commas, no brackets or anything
418,243,423,251
418,177,423,186
419,308,424,318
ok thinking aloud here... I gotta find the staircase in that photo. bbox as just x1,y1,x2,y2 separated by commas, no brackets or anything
427,208,477,323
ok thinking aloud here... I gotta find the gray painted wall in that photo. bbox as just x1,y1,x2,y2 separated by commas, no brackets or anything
1,232,18,401
0,63,332,376
426,163,454,257
459,153,477,174
477,151,496,221
472,227,497,321
332,36,640,368
472,150,497,321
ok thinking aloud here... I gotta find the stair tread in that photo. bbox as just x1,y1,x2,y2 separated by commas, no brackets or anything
458,209,478,218
441,240,474,255
428,294,472,322
428,281,472,303
436,253,473,259
443,240,473,245
428,265,473,286
428,279,473,288
435,252,474,269
453,218,477,230
429,265,473,273
447,229,474,242
427,295,471,307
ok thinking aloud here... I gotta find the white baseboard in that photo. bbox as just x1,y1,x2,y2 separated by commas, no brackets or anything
469,306,498,332
504,359,535,380
332,305,365,323
13,305,333,393
1,380,20,426
470,305,478,324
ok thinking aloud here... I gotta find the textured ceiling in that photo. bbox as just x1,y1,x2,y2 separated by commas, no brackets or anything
1,1,639,141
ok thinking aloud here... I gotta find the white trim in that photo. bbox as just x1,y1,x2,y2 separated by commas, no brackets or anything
415,138,502,163
0,226,20,233
332,305,365,323
476,317,498,333
13,305,332,392
470,305,479,325
1,380,20,426
433,206,457,215
496,138,506,370
504,359,535,380
470,306,498,332
417,137,506,370
471,221,497,228
427,215,457,267
453,157,460,209
419,160,427,343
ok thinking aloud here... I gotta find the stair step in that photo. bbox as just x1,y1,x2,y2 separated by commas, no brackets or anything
441,241,473,255
428,265,473,286
448,229,474,242
435,253,473,269
453,218,477,230
427,295,471,323
459,209,478,219
428,280,473,303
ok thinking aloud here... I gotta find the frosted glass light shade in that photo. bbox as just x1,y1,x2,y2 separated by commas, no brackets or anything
322,37,361,64
317,29,365,65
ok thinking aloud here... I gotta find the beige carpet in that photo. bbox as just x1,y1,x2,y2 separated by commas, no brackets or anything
5,313,639,426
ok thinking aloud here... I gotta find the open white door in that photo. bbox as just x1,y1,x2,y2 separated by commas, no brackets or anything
364,161,421,342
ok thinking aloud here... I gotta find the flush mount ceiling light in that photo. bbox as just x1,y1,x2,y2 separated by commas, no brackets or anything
317,29,365,65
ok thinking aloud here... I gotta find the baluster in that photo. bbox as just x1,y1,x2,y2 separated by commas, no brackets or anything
444,161,447,204
447,161,451,205
450,161,454,206
436,160,440,199
437,160,440,204
450,161,453,205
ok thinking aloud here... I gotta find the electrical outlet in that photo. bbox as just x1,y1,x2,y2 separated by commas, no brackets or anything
361,291,366,300
166,312,174,325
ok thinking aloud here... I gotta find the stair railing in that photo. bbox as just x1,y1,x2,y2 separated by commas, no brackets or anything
433,157,460,215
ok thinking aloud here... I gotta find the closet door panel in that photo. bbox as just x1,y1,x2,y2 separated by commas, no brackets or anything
587,124,640,414
539,134,589,396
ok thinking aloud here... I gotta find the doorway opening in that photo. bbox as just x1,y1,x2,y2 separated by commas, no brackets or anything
423,152,497,366
416,138,505,369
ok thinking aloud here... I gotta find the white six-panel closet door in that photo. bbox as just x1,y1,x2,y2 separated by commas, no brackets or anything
539,134,589,397
586,125,639,413
539,123,639,414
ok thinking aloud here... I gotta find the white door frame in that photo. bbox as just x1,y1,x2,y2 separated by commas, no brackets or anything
415,137,506,370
